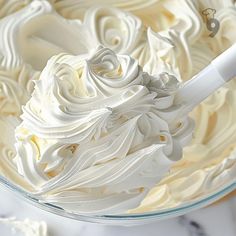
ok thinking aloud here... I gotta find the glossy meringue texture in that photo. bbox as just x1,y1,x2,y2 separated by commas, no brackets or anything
0,0,235,214
14,46,193,214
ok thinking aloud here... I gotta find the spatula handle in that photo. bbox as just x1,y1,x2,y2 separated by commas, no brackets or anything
175,44,236,114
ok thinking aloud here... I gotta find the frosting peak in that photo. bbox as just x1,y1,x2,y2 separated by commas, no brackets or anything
14,46,193,214
0,0,234,216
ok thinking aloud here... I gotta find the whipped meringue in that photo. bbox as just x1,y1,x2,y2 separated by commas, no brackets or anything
84,6,144,55
0,217,47,236
0,0,31,19
0,0,178,82
131,0,236,213
0,0,87,71
0,116,31,189
14,46,193,214
0,0,235,215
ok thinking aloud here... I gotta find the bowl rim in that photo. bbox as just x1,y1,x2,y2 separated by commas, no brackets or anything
0,174,235,224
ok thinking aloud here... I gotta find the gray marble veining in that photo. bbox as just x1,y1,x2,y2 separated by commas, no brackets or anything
179,216,208,236
227,197,236,234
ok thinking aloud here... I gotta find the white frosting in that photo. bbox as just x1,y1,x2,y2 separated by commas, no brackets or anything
0,67,39,116
0,0,87,71
130,148,236,213
49,0,160,19
0,116,31,189
14,46,193,214
0,1,177,78
0,0,235,215
84,6,144,54
130,0,236,212
0,0,31,19
0,217,47,236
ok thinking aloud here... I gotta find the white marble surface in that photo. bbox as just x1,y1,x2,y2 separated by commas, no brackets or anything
0,186,235,236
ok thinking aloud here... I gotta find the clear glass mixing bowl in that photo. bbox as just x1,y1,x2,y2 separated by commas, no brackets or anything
0,0,235,227
0,174,235,225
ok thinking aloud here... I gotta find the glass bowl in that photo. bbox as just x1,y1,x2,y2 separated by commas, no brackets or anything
0,174,235,225
0,0,235,228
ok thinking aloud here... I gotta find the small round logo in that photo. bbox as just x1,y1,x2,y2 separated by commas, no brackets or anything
202,8,220,37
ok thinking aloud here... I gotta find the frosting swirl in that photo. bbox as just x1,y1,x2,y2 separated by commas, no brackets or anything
0,0,87,71
14,46,193,214
0,0,30,19
84,6,144,55
0,0,235,215
130,0,236,213
0,116,30,189
0,66,39,116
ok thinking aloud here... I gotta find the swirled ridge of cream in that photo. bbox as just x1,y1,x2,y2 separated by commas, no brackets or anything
0,67,40,171
0,0,149,73
130,0,236,212
0,0,178,79
0,0,87,71
49,0,161,19
131,86,236,213
130,147,236,213
0,0,235,215
0,0,31,19
48,0,217,81
0,66,40,116
14,46,193,214
0,116,31,189
50,0,176,34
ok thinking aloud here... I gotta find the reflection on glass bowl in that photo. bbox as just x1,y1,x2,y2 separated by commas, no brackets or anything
0,174,235,225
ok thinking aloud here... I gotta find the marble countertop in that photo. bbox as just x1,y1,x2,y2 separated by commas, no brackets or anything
0,186,235,236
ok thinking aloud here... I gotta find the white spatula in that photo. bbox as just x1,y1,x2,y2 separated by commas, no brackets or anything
176,44,236,115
